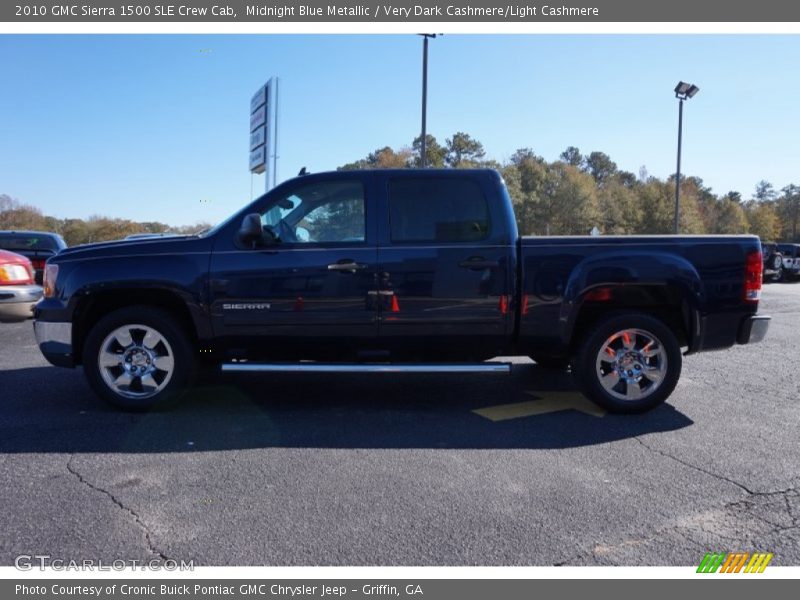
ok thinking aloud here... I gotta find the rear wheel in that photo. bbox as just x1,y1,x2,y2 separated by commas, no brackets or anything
573,313,682,414
82,306,196,410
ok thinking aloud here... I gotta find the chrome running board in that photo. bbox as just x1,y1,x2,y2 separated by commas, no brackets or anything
221,362,512,374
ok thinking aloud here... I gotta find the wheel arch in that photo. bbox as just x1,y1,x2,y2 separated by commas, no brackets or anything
71,288,198,365
559,251,704,353
565,283,698,354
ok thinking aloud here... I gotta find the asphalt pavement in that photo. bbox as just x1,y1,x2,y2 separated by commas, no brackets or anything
0,284,798,566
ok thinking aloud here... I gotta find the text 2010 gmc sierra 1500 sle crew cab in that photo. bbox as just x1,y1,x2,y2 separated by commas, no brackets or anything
33,169,770,413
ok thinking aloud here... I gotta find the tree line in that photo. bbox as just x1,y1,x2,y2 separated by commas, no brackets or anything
0,194,211,246
2,132,799,245
340,132,800,241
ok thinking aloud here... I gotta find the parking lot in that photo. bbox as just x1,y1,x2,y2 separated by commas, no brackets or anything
0,283,798,566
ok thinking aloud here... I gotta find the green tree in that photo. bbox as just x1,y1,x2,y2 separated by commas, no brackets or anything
616,171,638,189
637,178,704,234
637,179,675,234
754,180,777,202
60,218,91,246
711,199,748,234
723,191,742,203
744,201,780,241
596,178,642,234
0,202,48,231
339,146,412,170
583,151,617,185
506,149,548,235
537,162,599,235
445,132,485,168
559,146,583,167
411,134,446,168
777,184,800,241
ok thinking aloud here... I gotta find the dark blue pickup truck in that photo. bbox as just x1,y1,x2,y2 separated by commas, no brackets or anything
34,169,770,413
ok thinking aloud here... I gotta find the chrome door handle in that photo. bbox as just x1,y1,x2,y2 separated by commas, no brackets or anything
328,261,366,272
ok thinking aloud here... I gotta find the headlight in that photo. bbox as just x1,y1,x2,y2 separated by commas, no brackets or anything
43,263,59,298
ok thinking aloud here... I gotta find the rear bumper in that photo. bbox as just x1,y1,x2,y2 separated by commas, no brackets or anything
33,320,75,367
0,285,42,322
737,315,771,345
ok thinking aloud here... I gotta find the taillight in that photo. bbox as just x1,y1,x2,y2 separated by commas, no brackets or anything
0,263,33,285
43,263,59,298
31,258,46,271
744,250,762,303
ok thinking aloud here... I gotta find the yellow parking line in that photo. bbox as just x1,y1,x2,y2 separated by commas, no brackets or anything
472,391,606,421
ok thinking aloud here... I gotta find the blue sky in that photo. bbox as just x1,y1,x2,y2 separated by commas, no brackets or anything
0,34,798,226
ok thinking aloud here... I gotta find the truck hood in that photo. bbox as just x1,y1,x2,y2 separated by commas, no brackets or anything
54,235,212,261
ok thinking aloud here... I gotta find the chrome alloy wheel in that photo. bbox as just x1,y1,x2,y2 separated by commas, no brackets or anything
594,328,668,402
97,324,175,399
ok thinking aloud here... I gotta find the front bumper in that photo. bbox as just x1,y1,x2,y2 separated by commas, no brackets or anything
0,284,43,322
737,315,771,345
33,320,74,367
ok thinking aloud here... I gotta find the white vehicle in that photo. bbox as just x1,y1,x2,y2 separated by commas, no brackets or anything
777,244,800,281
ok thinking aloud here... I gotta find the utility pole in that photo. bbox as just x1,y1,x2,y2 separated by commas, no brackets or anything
419,34,437,168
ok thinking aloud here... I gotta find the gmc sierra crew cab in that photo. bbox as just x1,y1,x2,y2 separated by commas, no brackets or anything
33,169,770,413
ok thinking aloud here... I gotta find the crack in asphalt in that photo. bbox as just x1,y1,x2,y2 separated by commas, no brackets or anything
633,436,756,495
66,456,170,562
552,440,799,566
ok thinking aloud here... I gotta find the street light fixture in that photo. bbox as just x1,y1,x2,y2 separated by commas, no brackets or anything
673,80,699,233
419,34,438,168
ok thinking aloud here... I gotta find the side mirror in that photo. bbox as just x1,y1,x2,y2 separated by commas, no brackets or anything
237,213,263,248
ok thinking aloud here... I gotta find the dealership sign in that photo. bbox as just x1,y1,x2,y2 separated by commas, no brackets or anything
249,78,279,190
250,126,266,151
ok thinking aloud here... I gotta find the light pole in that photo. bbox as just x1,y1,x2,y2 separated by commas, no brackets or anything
419,34,437,168
673,81,699,233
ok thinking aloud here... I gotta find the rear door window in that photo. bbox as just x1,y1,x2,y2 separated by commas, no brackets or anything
388,178,490,243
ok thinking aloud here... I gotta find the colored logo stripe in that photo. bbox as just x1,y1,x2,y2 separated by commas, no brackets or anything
720,553,749,573
745,553,773,573
697,553,726,573
697,552,773,573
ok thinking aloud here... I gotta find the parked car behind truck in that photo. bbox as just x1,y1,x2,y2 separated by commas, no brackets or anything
0,230,67,284
761,242,782,282
0,250,42,322
777,244,800,280
33,169,770,413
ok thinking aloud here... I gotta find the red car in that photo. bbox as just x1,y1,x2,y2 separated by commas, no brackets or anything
0,249,43,322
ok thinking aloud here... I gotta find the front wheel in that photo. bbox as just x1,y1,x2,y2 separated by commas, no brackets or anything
82,306,196,410
572,313,682,414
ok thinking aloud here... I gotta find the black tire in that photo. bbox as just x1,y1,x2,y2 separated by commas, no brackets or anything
769,254,784,282
82,306,196,410
572,312,682,414
531,355,571,370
